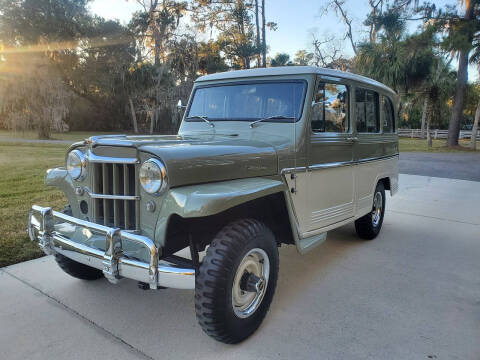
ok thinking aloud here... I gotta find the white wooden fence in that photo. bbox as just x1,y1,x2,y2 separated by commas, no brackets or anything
398,129,480,140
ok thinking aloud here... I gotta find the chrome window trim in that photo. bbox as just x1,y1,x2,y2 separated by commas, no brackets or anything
186,79,309,124
320,75,341,82
311,77,351,134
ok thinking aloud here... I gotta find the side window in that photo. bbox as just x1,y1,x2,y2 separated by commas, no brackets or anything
311,82,348,133
355,88,379,133
382,96,395,133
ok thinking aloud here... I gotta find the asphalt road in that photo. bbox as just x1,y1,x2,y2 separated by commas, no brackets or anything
1,174,479,360
0,137,73,145
399,152,480,181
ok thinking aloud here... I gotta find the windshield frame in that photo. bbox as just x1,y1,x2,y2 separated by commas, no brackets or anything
185,79,308,124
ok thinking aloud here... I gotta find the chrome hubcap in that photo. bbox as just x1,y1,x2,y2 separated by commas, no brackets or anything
232,248,270,319
371,191,383,227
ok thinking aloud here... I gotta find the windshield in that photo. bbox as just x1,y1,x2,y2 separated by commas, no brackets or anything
186,81,306,122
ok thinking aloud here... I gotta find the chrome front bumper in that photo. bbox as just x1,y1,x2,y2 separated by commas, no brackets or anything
28,205,195,290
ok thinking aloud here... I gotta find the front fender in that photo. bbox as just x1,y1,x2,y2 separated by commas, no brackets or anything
154,177,286,247
45,167,80,216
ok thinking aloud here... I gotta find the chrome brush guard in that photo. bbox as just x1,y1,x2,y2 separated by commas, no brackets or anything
28,205,195,289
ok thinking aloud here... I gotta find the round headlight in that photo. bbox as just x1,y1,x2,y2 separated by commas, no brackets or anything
139,158,167,195
67,150,87,180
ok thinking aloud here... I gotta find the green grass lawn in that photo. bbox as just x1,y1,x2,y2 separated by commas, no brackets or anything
0,142,68,267
399,138,480,152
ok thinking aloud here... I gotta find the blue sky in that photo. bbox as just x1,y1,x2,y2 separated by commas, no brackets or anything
90,0,471,76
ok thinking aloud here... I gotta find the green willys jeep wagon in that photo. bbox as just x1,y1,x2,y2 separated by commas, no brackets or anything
28,66,399,343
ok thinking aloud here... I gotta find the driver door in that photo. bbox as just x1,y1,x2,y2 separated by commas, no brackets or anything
306,78,355,233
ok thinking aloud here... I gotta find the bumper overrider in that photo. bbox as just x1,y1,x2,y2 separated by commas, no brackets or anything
28,205,195,289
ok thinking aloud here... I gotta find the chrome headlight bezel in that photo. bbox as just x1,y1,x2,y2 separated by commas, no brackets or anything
139,158,168,195
66,149,87,181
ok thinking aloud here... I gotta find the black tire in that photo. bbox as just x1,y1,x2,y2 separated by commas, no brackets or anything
54,204,104,280
54,253,104,280
355,182,386,240
195,219,279,344
62,205,73,216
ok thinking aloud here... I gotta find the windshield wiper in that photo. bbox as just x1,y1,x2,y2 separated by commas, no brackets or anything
249,115,295,128
186,115,215,128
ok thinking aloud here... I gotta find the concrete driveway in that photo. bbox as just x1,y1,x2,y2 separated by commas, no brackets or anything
1,174,480,360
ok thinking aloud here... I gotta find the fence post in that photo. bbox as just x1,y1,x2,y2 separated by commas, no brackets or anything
434,130,438,139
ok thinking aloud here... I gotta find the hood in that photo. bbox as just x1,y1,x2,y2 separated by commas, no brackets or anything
87,134,278,187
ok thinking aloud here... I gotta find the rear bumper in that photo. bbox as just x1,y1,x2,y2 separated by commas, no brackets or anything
28,205,195,290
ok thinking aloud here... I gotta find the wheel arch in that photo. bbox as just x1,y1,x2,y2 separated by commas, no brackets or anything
157,182,295,257
374,174,397,196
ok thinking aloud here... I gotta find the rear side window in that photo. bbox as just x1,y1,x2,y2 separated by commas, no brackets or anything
383,96,395,133
311,82,349,133
355,88,379,133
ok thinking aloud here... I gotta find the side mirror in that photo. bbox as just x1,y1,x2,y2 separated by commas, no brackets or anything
177,99,186,110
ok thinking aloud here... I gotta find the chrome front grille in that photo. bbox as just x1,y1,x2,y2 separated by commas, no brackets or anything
91,162,138,230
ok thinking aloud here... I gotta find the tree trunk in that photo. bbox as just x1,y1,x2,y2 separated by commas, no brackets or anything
471,98,480,150
426,116,432,148
447,1,474,148
426,97,433,147
333,0,357,55
149,111,155,135
420,96,428,139
447,50,469,147
128,96,139,134
261,0,266,68
255,0,261,67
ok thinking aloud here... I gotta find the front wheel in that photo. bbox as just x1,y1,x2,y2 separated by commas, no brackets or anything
355,182,386,240
54,204,104,280
55,253,104,280
195,219,279,344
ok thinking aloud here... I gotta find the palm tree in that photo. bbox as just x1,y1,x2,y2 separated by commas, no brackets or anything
355,11,435,96
418,57,456,146
444,0,477,147
270,53,292,67
467,32,480,149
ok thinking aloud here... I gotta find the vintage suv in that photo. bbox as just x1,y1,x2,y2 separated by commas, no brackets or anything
28,66,398,343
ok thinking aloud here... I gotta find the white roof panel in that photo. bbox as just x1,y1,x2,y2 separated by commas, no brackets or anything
196,66,396,97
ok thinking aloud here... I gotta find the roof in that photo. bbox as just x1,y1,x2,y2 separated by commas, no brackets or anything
196,66,397,97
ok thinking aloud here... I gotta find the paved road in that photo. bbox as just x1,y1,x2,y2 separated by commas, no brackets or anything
0,137,73,145
1,174,479,360
399,152,480,181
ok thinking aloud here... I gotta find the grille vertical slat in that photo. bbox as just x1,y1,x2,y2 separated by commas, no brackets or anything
102,163,110,226
134,165,140,230
93,163,101,223
113,164,120,228
123,164,130,230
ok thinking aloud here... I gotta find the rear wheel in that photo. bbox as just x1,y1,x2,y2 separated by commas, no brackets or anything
355,182,386,240
195,219,279,344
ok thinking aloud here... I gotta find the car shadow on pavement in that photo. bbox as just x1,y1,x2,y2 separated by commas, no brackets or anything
272,223,365,313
